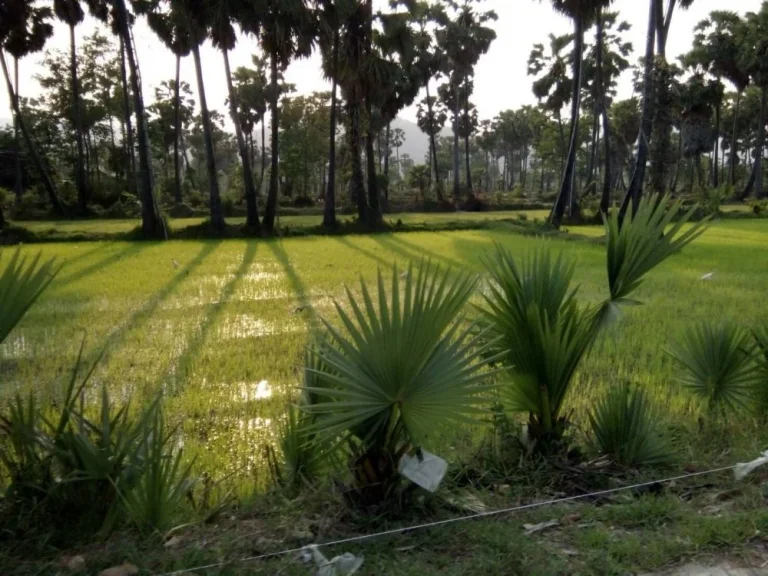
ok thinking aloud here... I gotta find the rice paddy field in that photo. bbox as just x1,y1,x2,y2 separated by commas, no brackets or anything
6,213,768,575
3,215,768,493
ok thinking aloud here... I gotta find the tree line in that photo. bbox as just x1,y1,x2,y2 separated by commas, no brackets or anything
2,0,768,235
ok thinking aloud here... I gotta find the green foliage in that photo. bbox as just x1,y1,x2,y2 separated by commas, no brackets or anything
588,384,673,467
603,194,707,308
754,327,768,413
697,185,731,216
667,322,760,416
267,348,330,495
480,247,597,446
304,261,501,503
0,348,190,535
0,249,58,346
120,416,195,534
480,194,708,452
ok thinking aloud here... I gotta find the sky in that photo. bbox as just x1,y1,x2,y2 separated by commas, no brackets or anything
1,0,764,127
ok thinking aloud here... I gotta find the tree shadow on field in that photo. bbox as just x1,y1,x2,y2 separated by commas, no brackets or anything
55,241,153,290
268,240,316,330
59,242,110,270
371,233,464,270
91,240,221,365
331,235,391,268
170,241,257,388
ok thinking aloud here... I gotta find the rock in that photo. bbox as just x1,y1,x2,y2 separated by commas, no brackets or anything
164,535,183,549
59,555,86,572
98,563,139,576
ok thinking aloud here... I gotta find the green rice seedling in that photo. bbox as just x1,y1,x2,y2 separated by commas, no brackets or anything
588,384,673,467
668,322,761,416
303,261,503,506
480,195,707,453
0,249,57,346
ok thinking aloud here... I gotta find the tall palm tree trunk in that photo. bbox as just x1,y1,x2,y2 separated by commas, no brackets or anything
425,84,442,201
192,43,224,230
712,100,720,188
263,49,281,235
173,53,182,205
119,36,136,190
1,50,64,215
549,12,584,228
116,0,160,236
383,122,390,209
365,104,381,224
69,24,88,214
260,119,266,194
595,9,612,215
729,90,742,186
223,48,260,232
348,94,367,222
620,0,657,220
13,58,22,203
756,85,766,199
452,89,460,203
323,31,340,228
463,82,472,195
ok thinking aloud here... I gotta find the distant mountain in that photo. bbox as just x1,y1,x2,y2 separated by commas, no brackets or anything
390,117,451,166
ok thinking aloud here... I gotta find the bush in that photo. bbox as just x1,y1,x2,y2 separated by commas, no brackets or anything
303,261,501,507
479,195,708,454
0,355,191,536
748,198,768,216
460,194,486,212
668,322,761,416
589,384,673,467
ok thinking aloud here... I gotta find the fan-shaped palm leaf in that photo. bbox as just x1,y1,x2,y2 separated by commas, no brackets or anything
479,246,600,432
589,384,673,467
604,194,708,307
304,261,502,455
0,250,58,346
667,322,760,415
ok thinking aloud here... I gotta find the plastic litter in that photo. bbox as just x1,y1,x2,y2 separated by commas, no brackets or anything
733,450,768,481
398,450,448,493
301,545,363,576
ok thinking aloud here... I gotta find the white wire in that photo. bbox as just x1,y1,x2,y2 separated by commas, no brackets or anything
160,463,737,576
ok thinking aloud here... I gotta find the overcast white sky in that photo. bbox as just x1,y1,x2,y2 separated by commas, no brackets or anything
1,0,763,126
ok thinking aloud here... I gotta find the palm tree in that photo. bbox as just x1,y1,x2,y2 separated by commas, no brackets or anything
437,0,497,203
210,0,260,232
0,0,64,215
246,0,314,236
582,11,632,214
146,0,224,229
336,1,369,223
102,0,163,236
741,4,768,199
528,33,574,177
317,0,357,228
232,56,269,194
543,0,612,228
397,0,447,198
417,96,448,196
620,0,695,217
53,0,95,215
689,11,750,188
144,2,192,207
